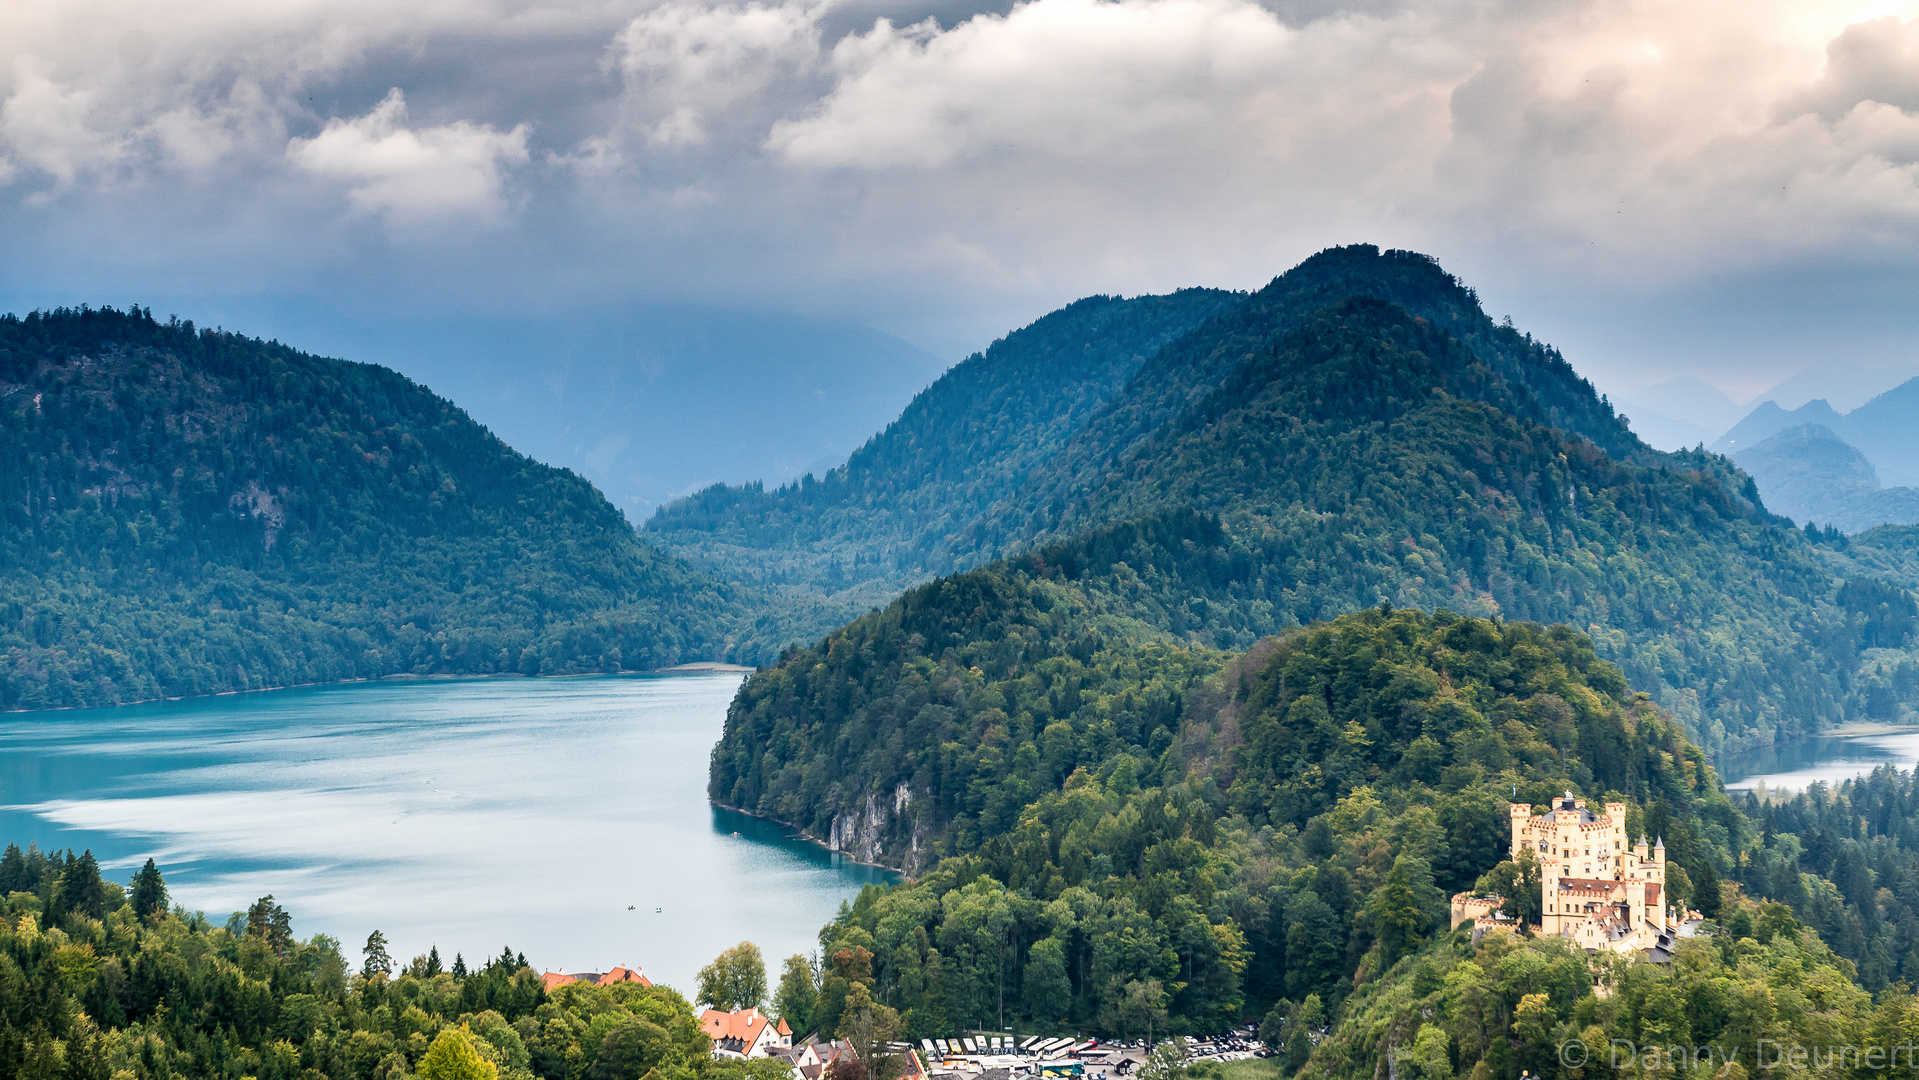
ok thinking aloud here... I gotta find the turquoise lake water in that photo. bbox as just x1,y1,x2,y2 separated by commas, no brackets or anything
0,673,892,993
1717,727,1919,793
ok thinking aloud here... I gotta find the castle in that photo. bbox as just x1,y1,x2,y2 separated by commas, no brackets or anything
1450,791,1689,957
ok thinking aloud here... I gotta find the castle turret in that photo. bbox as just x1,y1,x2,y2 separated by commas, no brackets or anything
1625,875,1647,932
1510,802,1534,860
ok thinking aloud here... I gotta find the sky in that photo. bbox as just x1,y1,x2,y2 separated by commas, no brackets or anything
6,0,1919,499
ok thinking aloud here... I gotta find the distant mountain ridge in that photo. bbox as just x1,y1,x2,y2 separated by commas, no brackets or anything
1714,378,1919,488
0,307,737,711
1732,424,1919,534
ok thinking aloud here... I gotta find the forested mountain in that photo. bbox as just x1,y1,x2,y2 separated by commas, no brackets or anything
1732,424,1919,534
711,244,1919,1071
0,307,737,711
731,608,1723,1035
740,606,1919,1080
646,288,1244,649
713,247,1908,759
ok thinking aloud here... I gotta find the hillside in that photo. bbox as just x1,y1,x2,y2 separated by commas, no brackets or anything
749,606,1919,1071
0,306,736,711
753,603,1919,1075
728,606,1731,1036
645,288,1245,649
710,243,1919,1059
1732,424,1919,533
711,247,1901,757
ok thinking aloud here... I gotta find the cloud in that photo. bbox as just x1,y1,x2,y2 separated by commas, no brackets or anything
2,0,1919,387
613,2,825,146
769,0,1306,168
287,88,530,221
0,59,127,188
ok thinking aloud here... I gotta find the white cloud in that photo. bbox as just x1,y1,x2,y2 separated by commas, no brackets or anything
287,88,530,221
770,0,1311,168
612,2,824,146
0,59,127,188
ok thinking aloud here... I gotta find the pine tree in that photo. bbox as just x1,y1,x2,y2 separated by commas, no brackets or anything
247,895,293,955
452,952,467,978
130,858,167,921
0,843,29,894
49,849,106,922
1694,859,1723,920
364,930,393,978
427,945,443,977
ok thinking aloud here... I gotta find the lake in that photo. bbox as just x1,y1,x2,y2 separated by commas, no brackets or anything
0,673,893,993
1718,725,1919,794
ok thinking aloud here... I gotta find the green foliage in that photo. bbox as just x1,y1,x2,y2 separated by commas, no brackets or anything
695,942,768,1012
1299,910,1871,1080
1728,765,1919,992
762,609,1748,1042
773,954,819,1036
0,305,737,710
0,853,758,1080
128,858,166,922
419,1026,500,1080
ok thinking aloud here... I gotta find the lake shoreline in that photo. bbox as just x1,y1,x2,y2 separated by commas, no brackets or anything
0,664,752,715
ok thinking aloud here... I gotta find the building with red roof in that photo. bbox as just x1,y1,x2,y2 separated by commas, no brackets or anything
701,1007,793,1059
539,965,654,991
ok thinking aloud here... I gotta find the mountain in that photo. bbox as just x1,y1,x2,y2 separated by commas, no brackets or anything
721,605,1732,1035
1732,424,1919,533
1751,360,1919,413
1618,375,1744,450
1836,376,1919,488
1713,377,1919,489
0,306,737,711
1712,397,1847,456
709,248,1919,1067
646,287,1246,650
706,246,1895,761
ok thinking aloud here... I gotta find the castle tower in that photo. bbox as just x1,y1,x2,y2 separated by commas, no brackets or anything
1510,802,1534,860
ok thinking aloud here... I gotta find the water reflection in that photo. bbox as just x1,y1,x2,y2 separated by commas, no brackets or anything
1719,728,1919,793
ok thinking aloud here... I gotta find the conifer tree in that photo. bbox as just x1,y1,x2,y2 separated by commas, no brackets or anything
130,858,167,921
364,930,393,978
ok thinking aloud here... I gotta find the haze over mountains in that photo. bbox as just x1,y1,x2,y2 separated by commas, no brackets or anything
286,306,951,519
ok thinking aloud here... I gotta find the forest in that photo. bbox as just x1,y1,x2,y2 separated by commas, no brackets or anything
682,246,1918,754
0,841,804,1080
0,307,738,711
716,606,1919,1080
